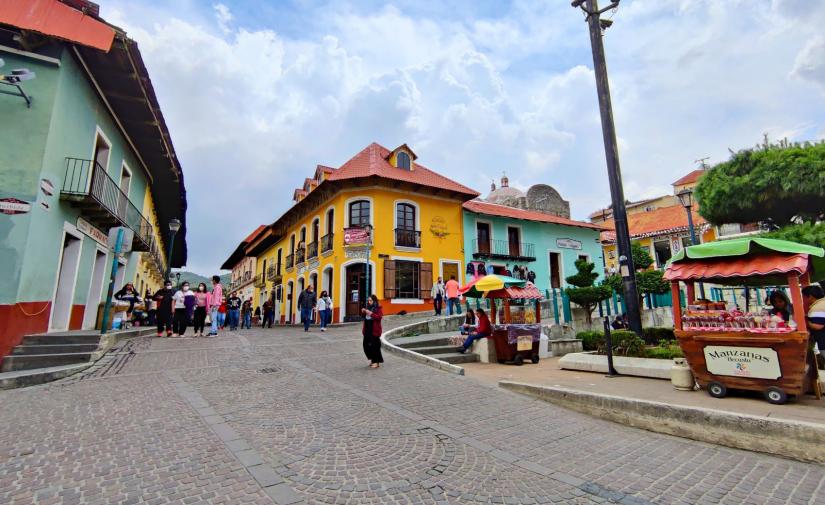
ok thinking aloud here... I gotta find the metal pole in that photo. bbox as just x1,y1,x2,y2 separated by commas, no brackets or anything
100,228,124,335
685,207,706,299
580,0,642,335
164,229,177,282
603,317,619,376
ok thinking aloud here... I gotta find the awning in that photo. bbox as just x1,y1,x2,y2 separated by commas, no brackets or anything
486,285,544,300
664,253,810,285
0,0,115,52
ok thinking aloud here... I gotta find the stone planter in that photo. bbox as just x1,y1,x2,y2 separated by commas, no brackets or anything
558,351,672,379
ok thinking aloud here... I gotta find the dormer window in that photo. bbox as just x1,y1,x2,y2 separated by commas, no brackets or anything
397,151,411,170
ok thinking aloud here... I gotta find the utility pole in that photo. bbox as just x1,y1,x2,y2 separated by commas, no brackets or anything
572,0,642,335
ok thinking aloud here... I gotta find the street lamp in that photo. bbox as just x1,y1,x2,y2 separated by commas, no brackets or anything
165,218,181,281
676,188,705,299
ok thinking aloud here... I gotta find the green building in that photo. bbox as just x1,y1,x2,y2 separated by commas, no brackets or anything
0,0,187,359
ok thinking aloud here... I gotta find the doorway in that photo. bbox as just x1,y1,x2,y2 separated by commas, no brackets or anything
345,263,372,321
476,222,491,254
286,281,294,324
549,252,562,289
117,165,132,221
508,227,521,257
273,285,282,324
51,233,83,330
442,262,459,284
83,250,107,329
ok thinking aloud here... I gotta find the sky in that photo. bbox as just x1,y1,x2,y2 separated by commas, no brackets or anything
102,0,825,274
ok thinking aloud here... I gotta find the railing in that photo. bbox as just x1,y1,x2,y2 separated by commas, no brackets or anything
394,228,421,248
243,270,252,282
254,273,266,288
296,247,306,265
266,263,282,281
321,233,334,253
307,241,318,259
472,238,536,261
61,158,153,250
285,254,294,270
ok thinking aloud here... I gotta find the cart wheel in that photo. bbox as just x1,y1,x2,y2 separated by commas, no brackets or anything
531,355,540,364
707,381,727,398
764,387,787,405
497,359,506,364
513,355,524,366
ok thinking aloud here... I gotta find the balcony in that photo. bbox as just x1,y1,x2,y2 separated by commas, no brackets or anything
266,264,282,284
295,247,306,265
253,273,266,288
307,241,318,259
394,228,421,249
472,238,536,262
285,254,294,271
321,233,334,253
60,158,153,251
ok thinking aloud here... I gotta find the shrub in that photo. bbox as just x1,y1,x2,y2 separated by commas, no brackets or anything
641,327,676,345
645,344,684,360
577,330,604,351
576,329,645,357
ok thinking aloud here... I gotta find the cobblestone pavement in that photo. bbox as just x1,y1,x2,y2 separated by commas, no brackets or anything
1,315,824,505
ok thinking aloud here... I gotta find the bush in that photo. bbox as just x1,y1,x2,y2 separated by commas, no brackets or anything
640,327,675,345
644,339,684,360
575,329,645,357
577,330,604,351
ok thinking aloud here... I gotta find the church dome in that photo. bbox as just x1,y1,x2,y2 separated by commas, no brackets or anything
487,175,525,204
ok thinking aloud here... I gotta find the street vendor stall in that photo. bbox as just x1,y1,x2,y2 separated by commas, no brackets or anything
665,238,824,404
460,275,544,365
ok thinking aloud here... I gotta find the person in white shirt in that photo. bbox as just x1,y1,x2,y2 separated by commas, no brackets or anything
171,282,196,337
431,277,446,316
317,291,333,331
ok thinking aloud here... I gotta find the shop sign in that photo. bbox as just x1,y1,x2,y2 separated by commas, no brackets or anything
429,216,449,238
0,197,32,215
40,178,55,197
77,217,107,245
556,238,582,250
703,345,781,380
344,247,369,260
344,227,371,246
516,335,533,351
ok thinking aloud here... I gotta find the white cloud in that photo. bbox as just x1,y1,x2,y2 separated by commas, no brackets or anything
213,4,233,34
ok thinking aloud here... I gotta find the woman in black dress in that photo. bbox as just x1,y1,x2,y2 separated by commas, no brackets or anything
361,294,384,369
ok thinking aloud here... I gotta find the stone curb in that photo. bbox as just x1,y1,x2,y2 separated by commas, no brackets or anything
380,315,466,376
499,381,825,465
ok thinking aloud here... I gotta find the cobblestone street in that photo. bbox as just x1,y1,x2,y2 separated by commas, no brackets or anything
1,317,823,505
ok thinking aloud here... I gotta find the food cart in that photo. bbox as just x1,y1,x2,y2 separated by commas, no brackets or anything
460,275,544,366
665,238,824,404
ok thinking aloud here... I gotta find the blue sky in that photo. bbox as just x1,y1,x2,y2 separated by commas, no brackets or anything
103,0,825,274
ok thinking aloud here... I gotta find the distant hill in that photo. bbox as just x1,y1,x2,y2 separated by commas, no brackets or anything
171,270,231,288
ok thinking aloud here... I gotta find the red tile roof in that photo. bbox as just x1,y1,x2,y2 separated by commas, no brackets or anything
242,225,268,244
0,0,115,51
463,200,604,230
600,204,706,242
328,143,479,197
672,169,705,186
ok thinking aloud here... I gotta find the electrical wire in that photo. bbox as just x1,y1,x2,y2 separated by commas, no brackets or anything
15,301,51,317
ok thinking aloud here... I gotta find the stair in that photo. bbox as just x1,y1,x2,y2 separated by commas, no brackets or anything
428,352,479,364
391,332,479,365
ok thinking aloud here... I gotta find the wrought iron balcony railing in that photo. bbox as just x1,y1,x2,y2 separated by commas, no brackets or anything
321,233,334,253
254,273,266,288
472,238,536,262
295,247,306,265
285,254,294,270
394,228,421,248
60,157,153,251
307,241,318,259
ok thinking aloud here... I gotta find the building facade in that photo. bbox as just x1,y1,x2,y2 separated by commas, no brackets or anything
220,226,266,302
233,143,478,323
0,1,187,358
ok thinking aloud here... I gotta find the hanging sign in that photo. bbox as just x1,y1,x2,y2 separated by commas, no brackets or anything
0,197,32,215
703,345,781,380
77,217,107,245
40,178,55,197
556,238,582,250
344,227,371,245
107,226,134,253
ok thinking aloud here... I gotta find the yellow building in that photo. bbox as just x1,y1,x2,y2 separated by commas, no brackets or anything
243,143,478,323
131,188,169,297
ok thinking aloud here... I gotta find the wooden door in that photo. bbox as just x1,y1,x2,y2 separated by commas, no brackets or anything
508,227,520,257
443,263,459,284
476,223,491,254
346,264,368,318
549,252,561,289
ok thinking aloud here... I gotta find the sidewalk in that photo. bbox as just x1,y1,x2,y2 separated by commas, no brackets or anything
463,357,825,425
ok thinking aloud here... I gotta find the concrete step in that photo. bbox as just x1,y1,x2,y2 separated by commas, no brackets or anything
0,363,90,390
391,334,454,348
21,333,102,345
1,352,94,372
12,343,99,355
408,344,463,356
428,352,479,364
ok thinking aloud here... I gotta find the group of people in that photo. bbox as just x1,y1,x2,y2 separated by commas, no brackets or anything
150,276,225,337
455,308,492,354
430,276,463,316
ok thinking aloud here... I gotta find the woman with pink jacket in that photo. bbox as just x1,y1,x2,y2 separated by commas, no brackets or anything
193,283,212,337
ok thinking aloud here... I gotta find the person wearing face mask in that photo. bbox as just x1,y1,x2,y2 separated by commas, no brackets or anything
360,294,384,368
172,282,196,337
153,281,176,337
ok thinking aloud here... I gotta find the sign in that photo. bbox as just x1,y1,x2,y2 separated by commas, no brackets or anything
517,335,533,351
703,345,781,380
344,246,369,260
556,238,582,250
40,178,55,197
107,226,134,253
344,226,371,246
77,217,107,246
0,197,32,215
429,216,449,238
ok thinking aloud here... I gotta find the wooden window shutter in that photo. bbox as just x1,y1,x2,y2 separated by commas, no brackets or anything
384,260,396,299
419,262,433,300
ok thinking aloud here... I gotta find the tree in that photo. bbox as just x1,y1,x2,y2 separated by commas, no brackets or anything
565,259,611,326
602,242,666,305
695,138,825,228
760,222,825,249
630,241,654,270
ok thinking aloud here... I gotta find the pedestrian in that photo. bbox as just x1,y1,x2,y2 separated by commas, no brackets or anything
217,297,227,330
431,277,445,316
445,275,462,315
317,290,333,331
227,291,241,330
192,282,211,337
114,282,140,325
802,285,825,369
262,298,274,328
297,284,317,332
527,269,536,284
153,280,175,337
457,308,491,353
145,288,157,326
209,275,223,336
172,281,196,337
460,309,476,335
241,298,253,329
361,294,384,368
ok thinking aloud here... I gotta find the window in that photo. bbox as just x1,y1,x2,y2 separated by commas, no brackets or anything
299,227,306,245
312,218,319,242
396,261,420,298
507,226,521,257
384,260,432,300
577,254,590,263
653,240,672,267
349,200,370,227
326,208,334,234
276,249,282,275
396,203,415,230
396,151,411,170
289,235,295,254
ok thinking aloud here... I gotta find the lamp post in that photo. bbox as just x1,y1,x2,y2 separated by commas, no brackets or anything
165,218,181,282
676,189,705,299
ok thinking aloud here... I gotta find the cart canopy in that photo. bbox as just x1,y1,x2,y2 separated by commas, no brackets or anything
665,237,825,286
484,284,544,300
460,275,526,298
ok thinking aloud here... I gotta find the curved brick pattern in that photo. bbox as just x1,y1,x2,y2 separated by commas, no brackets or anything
0,320,823,504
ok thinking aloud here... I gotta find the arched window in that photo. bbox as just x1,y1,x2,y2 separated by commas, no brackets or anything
289,234,295,253
312,218,320,242
397,151,411,170
396,203,415,230
349,200,370,227
326,208,334,234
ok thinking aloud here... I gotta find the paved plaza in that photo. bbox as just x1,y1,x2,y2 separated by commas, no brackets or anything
1,317,824,505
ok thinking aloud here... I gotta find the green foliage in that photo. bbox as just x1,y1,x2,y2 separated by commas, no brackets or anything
760,222,825,249
641,327,676,345
695,139,825,226
576,330,683,359
644,343,684,360
631,241,654,270
636,270,669,296
577,330,604,351
565,258,599,288
565,259,611,325
602,274,622,293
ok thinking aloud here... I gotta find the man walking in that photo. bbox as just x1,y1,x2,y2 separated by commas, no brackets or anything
297,285,317,332
241,298,253,329
445,275,461,315
227,291,241,330
208,275,223,336
431,277,445,316
262,298,274,328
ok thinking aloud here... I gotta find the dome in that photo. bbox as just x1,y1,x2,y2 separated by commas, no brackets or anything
486,174,525,204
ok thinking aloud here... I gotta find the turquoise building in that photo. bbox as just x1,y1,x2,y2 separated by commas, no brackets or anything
462,199,604,293
0,2,186,359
